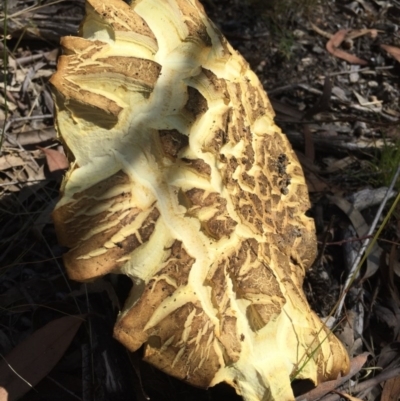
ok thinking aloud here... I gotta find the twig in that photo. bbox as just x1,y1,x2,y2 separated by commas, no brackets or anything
8,114,53,123
1,0,8,152
322,235,373,246
2,114,54,142
319,366,400,401
16,52,49,66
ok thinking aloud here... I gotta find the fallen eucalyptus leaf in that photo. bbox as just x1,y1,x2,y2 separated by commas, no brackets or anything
326,30,368,65
295,352,369,401
0,315,84,401
38,146,69,172
381,44,400,63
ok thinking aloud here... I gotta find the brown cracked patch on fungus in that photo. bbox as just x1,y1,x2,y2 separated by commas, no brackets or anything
50,0,350,400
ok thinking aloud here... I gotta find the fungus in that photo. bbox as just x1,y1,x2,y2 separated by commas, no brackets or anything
50,1,350,400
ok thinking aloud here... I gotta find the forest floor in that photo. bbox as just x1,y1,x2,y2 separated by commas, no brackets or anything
1,0,400,400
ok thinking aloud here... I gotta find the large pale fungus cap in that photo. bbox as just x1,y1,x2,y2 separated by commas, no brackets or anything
50,0,350,400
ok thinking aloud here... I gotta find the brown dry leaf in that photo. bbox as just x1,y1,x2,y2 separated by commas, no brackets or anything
25,164,46,184
382,373,400,401
324,157,355,174
38,146,69,172
379,343,400,401
326,29,368,65
0,315,85,401
295,353,369,401
270,98,304,122
353,90,382,112
0,387,7,401
0,154,26,171
16,127,56,146
381,44,400,63
44,48,59,62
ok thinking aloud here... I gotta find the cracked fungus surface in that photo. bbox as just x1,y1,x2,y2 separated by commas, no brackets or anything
50,0,350,400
